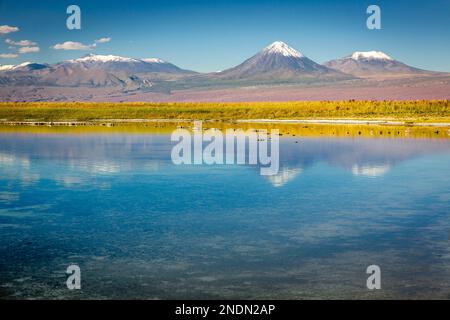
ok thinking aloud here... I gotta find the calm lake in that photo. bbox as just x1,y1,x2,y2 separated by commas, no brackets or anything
1,125,450,299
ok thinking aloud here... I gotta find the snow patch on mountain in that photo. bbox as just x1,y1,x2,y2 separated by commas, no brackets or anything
0,62,35,71
0,64,16,71
351,51,393,61
142,58,166,64
66,54,170,65
15,62,34,68
68,54,141,63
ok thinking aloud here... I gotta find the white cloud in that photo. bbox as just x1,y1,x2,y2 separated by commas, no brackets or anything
95,37,111,44
52,37,111,51
52,41,93,50
0,53,18,58
5,39,37,46
0,25,19,34
18,46,40,53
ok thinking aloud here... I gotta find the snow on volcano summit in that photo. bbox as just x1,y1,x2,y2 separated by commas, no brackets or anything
262,41,304,58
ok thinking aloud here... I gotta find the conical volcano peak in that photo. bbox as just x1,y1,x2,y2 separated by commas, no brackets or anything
263,41,304,58
216,40,341,80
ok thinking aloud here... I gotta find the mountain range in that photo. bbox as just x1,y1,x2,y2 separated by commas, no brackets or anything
0,54,197,90
0,41,447,101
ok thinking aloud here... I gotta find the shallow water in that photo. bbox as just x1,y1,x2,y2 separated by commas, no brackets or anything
1,129,450,299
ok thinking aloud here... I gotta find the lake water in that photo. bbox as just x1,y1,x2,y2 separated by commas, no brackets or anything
1,126,450,299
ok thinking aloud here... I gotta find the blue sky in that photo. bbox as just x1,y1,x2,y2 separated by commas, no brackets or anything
0,0,449,72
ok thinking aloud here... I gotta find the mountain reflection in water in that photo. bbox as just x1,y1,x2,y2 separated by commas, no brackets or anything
1,132,450,299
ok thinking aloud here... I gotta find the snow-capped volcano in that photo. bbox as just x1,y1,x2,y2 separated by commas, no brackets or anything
262,41,304,58
215,41,347,81
325,51,427,76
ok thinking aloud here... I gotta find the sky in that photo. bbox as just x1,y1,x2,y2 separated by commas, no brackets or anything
0,0,449,72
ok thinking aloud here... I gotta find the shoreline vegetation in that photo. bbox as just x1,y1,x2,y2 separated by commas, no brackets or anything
0,100,449,139
0,101,449,138
0,100,449,122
